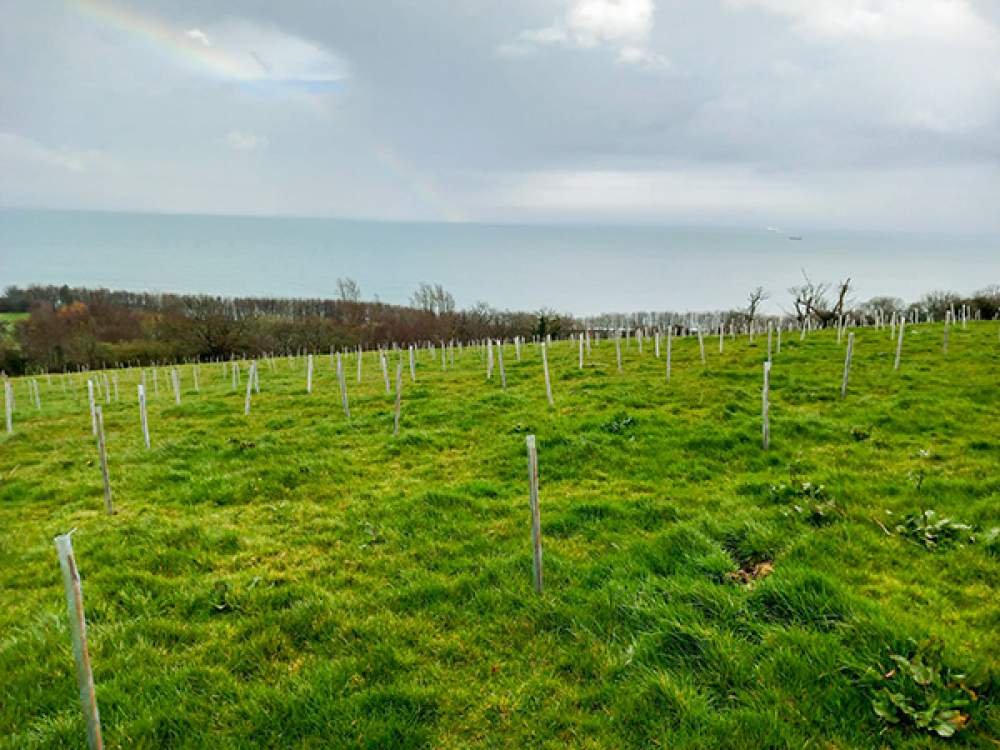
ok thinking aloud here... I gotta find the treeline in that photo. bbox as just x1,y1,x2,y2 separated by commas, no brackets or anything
1,281,997,375
0,284,576,374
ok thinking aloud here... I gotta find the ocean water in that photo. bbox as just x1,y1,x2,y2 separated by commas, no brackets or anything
1,209,997,315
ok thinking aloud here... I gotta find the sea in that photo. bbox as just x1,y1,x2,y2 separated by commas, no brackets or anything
1,209,997,316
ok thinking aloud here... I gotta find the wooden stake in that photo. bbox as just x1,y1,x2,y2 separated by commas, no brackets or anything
698,328,706,367
943,310,950,354
95,407,113,515
526,435,543,595
54,532,104,750
841,332,854,398
307,354,314,393
409,346,416,382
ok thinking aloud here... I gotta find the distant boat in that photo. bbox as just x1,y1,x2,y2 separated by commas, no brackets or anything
767,227,803,240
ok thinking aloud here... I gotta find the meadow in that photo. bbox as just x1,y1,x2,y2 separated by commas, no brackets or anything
0,311,28,337
1,322,998,748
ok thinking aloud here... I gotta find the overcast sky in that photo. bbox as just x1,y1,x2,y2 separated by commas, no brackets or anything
2,0,999,231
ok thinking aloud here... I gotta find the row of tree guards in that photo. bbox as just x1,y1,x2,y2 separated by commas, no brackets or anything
3,312,984,443
0,319,993,749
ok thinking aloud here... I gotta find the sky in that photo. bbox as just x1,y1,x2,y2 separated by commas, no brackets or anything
1,0,999,232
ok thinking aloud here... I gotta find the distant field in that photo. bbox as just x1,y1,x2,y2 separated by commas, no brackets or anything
1,323,998,748
0,312,27,337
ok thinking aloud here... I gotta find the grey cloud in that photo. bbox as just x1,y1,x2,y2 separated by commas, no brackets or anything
0,0,998,229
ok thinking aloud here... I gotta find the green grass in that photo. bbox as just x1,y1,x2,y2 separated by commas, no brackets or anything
0,312,27,340
2,323,999,748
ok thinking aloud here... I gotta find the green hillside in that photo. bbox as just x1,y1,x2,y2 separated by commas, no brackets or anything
1,323,998,748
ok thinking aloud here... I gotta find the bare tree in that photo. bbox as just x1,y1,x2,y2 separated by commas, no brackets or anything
788,272,852,326
918,290,963,319
410,282,455,315
746,286,770,326
860,296,905,319
789,272,828,324
336,278,362,303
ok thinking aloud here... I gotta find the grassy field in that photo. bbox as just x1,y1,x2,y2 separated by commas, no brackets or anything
1,322,998,748
0,311,27,339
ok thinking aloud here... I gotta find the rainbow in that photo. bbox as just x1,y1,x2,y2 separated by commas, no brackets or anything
64,0,254,81
60,0,468,223
366,141,468,224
